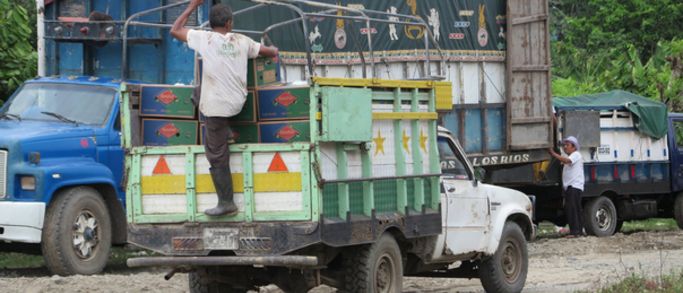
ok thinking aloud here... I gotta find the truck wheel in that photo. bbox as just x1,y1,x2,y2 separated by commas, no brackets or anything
583,196,617,237
189,268,244,293
342,233,403,293
674,194,683,229
478,221,528,293
41,187,112,276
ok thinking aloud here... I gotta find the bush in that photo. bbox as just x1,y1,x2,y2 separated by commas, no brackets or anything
0,0,37,100
594,273,683,293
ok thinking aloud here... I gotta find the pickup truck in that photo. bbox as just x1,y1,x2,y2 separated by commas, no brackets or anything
124,76,535,293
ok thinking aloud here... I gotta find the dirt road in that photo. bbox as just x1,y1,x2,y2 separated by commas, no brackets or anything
2,230,682,293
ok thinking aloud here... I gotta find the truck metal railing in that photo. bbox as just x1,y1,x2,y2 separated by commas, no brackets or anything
45,0,446,80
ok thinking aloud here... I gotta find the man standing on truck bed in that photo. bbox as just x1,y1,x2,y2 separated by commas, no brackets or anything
170,0,279,216
548,136,585,237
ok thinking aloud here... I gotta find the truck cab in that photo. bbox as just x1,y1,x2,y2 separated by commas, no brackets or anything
436,127,534,259
0,76,127,275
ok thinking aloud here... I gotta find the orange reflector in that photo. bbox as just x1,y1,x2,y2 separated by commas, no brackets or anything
268,152,289,172
153,155,172,175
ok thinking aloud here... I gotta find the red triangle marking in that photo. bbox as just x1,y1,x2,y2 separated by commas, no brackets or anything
268,152,289,172
153,155,172,175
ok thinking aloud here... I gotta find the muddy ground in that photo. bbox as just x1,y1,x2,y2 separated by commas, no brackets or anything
2,230,683,293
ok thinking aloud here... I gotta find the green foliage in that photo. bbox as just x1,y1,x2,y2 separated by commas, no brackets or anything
0,0,36,100
592,273,683,293
621,218,678,233
550,0,683,109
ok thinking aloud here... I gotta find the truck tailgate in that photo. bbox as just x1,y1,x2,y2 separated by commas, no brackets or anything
126,143,313,224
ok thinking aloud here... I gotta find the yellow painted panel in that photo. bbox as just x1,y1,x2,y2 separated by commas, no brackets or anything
253,172,302,192
372,112,438,120
140,173,302,194
196,173,244,193
435,82,453,111
313,77,436,89
141,175,186,194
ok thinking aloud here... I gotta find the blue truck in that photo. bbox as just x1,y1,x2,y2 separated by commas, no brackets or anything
492,91,683,237
0,76,127,275
0,0,212,275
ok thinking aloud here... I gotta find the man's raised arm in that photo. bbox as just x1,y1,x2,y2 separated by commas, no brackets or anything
170,0,204,42
259,45,279,58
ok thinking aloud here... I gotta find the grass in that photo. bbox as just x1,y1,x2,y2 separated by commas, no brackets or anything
536,218,679,238
0,246,149,270
591,272,683,293
0,251,44,269
621,218,679,233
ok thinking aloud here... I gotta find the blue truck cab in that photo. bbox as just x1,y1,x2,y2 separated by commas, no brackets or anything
0,76,128,275
0,0,215,275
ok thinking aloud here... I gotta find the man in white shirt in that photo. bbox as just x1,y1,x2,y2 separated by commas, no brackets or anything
548,136,585,237
171,0,278,216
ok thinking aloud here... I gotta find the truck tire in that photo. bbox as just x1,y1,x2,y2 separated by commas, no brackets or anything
583,196,617,237
341,233,403,293
674,194,683,229
478,221,528,293
189,268,244,293
41,186,112,276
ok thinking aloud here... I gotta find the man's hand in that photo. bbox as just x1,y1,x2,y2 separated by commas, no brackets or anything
171,0,203,42
259,45,279,58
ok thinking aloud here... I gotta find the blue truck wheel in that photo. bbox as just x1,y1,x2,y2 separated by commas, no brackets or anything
41,186,112,276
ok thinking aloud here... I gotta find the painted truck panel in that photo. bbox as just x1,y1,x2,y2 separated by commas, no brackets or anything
41,0,551,167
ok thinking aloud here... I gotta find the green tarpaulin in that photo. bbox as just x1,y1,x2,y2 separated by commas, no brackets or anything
553,90,668,140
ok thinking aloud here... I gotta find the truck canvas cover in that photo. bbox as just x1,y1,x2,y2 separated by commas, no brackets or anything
554,90,668,139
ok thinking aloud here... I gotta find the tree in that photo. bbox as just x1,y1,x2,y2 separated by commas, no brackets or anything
550,0,683,109
0,0,37,100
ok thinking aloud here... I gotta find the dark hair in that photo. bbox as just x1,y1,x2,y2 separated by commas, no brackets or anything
209,4,233,28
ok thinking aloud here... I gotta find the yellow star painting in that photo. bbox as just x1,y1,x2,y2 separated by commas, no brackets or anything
419,129,428,153
373,129,386,156
402,130,410,153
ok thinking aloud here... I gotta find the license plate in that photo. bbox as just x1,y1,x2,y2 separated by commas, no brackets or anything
202,228,239,250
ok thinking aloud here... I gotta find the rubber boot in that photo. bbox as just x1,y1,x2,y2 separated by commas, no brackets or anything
205,167,238,216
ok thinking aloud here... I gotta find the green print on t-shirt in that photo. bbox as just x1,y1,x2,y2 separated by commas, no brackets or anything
218,41,239,58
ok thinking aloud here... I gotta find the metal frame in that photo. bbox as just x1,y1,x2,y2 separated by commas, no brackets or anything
113,0,445,80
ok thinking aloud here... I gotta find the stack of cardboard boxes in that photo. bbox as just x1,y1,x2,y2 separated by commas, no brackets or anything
201,55,312,144
140,56,312,146
140,85,199,146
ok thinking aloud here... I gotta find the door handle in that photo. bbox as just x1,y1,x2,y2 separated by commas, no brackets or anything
447,187,456,193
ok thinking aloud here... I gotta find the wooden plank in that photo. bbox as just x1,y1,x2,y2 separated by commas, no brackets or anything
410,89,424,211
243,152,254,222
510,14,547,25
511,65,550,72
373,112,438,120
393,88,408,214
336,145,350,219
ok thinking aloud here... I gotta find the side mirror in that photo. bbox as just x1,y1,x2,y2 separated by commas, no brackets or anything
474,167,486,182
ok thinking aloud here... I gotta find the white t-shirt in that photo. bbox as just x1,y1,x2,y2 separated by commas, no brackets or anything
187,30,261,117
562,151,584,191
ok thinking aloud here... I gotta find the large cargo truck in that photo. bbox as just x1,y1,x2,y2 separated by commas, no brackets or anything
504,91,683,236
38,0,553,166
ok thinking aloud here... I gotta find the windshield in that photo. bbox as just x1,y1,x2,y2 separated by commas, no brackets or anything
1,83,115,125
